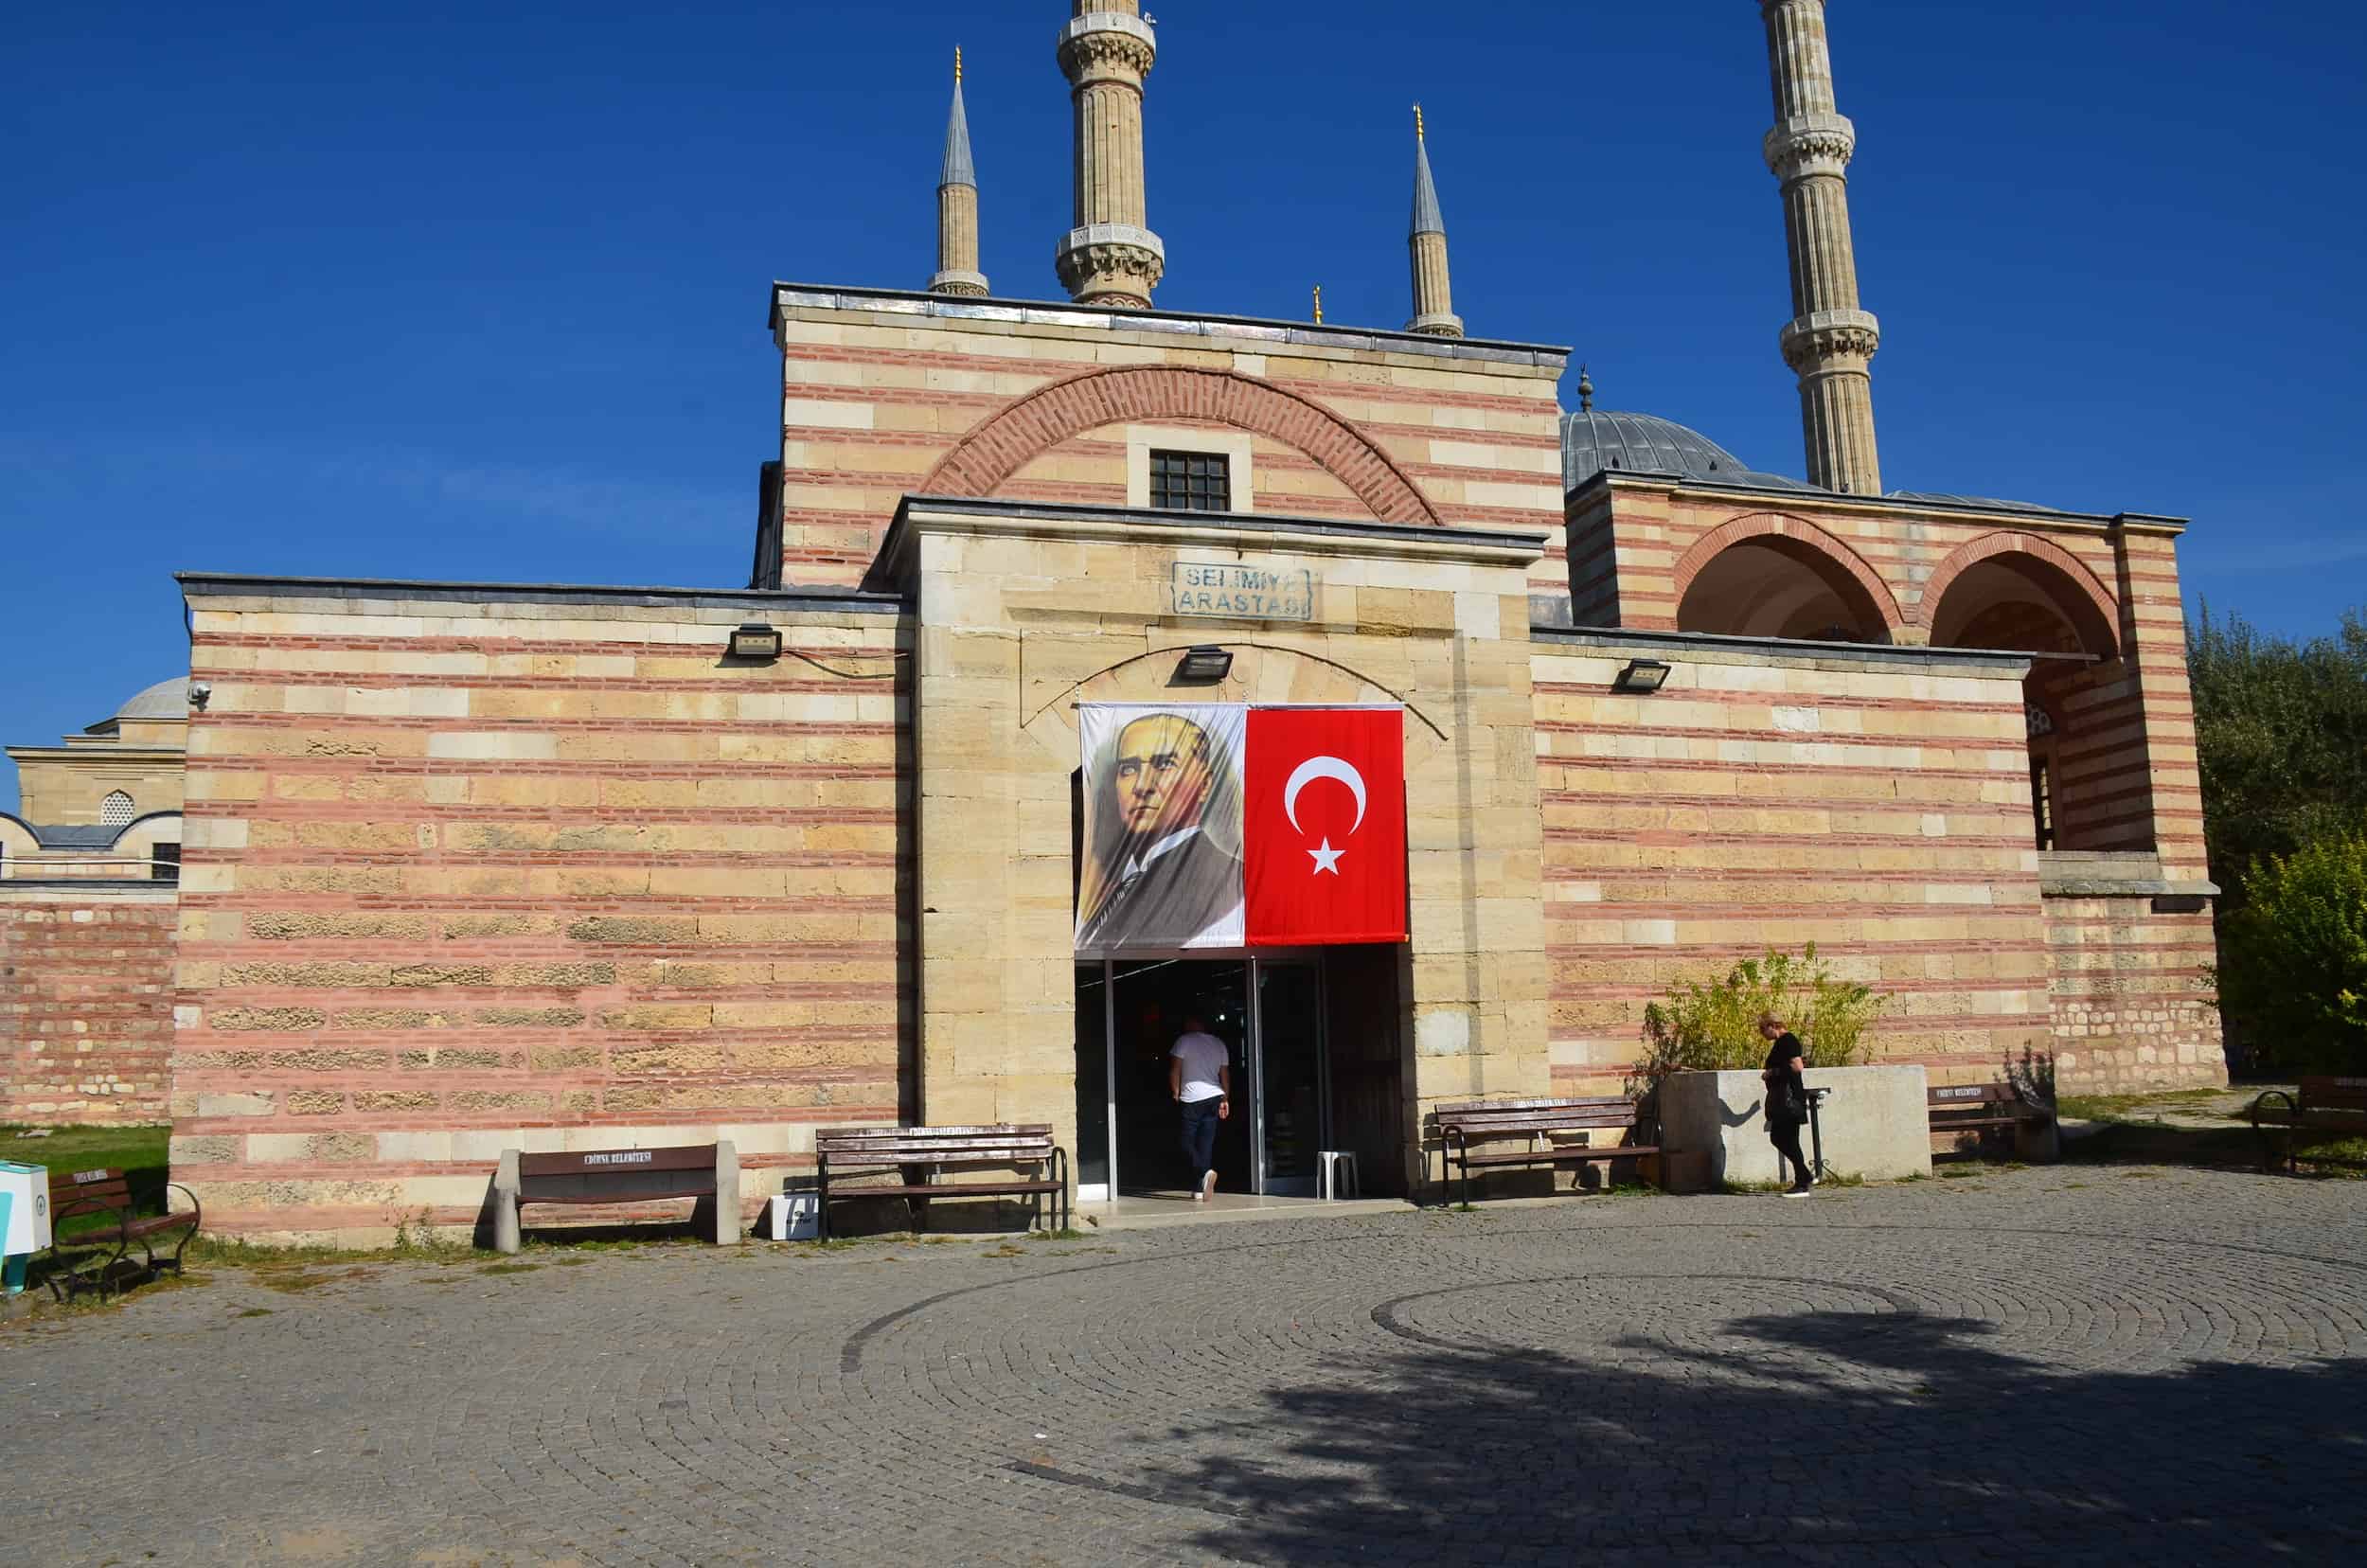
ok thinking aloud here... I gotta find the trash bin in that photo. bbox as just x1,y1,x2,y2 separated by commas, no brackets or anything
0,1162,53,1295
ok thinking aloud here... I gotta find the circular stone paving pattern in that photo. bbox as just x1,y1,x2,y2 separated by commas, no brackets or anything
9,1174,2366,1567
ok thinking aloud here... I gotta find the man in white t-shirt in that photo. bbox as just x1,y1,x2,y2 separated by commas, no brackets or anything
1167,1013,1232,1202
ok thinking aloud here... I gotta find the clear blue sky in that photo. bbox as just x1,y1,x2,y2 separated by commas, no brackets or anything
7,1,2363,811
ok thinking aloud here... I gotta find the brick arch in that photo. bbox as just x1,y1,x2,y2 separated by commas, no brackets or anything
918,365,1444,526
1671,511,1905,637
1919,531,2121,658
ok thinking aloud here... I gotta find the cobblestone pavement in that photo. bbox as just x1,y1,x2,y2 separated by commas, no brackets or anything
7,1165,2366,1566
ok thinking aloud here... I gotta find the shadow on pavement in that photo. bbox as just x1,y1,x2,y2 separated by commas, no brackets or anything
1150,1299,2366,1564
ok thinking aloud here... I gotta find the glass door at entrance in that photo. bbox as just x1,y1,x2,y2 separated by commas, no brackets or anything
1254,959,1324,1196
1074,953,1327,1200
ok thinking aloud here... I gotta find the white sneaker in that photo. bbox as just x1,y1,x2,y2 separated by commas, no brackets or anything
1201,1169,1218,1203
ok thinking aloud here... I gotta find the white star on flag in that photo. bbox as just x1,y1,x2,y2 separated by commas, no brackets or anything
1308,839,1344,875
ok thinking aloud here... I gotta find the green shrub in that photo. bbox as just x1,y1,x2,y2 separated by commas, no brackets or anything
2216,827,2367,1073
1639,944,1887,1075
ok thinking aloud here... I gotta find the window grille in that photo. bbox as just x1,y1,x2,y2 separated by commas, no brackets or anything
151,844,182,883
99,791,134,826
1148,450,1231,512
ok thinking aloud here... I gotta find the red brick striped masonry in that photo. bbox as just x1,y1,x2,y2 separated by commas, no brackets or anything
171,582,905,1244
769,288,1569,601
1532,638,2059,1093
2,889,177,1125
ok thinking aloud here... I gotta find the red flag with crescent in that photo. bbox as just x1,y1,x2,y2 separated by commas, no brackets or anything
1243,707,1407,947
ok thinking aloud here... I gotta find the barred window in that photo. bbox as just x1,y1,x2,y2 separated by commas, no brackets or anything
1148,451,1231,512
151,844,182,883
99,791,134,826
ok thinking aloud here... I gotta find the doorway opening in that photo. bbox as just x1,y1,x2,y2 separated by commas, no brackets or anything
1073,948,1401,1203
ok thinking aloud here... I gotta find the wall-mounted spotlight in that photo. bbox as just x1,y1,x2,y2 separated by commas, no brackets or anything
187,683,212,711
728,623,784,661
1612,658,1672,694
1172,645,1234,685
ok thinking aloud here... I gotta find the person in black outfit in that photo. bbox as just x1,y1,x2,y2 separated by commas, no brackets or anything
1758,1012,1815,1196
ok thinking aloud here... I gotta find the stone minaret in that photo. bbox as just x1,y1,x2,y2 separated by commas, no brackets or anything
1761,0,1882,494
1406,106,1464,338
930,49,988,297
1054,1,1164,308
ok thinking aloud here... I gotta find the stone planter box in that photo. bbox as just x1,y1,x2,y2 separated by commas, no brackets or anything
1657,1065,1932,1187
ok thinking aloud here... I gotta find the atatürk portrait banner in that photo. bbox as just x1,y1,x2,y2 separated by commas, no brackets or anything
1076,704,1407,953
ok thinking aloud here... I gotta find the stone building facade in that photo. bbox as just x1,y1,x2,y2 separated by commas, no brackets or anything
3,2,2224,1238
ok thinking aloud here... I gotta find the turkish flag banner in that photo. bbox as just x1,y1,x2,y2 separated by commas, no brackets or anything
1244,707,1408,947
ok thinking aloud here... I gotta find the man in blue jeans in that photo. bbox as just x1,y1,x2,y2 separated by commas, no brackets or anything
1167,1012,1231,1202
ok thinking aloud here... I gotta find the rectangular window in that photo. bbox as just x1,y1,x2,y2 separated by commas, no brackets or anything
1149,450,1231,512
151,844,182,883
2029,757,2055,851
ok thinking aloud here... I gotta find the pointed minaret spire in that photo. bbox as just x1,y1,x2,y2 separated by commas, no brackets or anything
1406,104,1464,338
930,47,988,297
1312,285,1323,325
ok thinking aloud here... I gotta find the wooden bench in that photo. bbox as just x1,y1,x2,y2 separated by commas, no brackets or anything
491,1141,739,1254
1426,1097,1661,1207
1929,1082,2056,1160
2250,1078,2367,1174
44,1167,201,1302
814,1125,1068,1239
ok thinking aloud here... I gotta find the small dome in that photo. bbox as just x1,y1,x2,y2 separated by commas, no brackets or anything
105,676,189,725
1561,408,1745,488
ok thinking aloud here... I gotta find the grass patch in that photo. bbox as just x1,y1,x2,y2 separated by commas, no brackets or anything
2056,1088,2232,1122
0,1124,172,1237
980,1242,1027,1258
476,1263,539,1277
1030,1227,1090,1240
1938,1167,1983,1180
235,1307,274,1319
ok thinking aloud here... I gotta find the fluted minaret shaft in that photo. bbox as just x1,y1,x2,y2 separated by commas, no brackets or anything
931,53,988,297
1761,0,1881,495
1054,0,1164,308
1406,110,1464,338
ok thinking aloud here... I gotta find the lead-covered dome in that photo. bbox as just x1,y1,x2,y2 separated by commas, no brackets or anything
84,675,189,733
1560,408,1747,488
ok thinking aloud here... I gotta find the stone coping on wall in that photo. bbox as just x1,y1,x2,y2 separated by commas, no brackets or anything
0,881,178,901
2038,849,2219,900
1567,468,2190,534
1535,624,2035,679
871,494,1554,588
176,572,905,618
771,280,1573,372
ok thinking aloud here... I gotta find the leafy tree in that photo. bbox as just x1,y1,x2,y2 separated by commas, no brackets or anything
1640,945,1886,1074
2216,829,2367,1072
2188,606,2367,908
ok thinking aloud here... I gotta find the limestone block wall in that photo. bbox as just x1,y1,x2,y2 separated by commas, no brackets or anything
893,499,1554,1194
768,285,1567,601
2042,882,2222,1092
171,579,908,1244
1,885,178,1125
1533,634,2062,1092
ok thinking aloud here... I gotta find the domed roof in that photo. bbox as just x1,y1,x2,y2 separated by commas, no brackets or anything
1561,408,1741,488
90,676,188,731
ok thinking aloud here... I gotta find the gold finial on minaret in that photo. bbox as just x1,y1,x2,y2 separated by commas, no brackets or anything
1415,102,1425,140
1312,285,1323,325
954,45,962,82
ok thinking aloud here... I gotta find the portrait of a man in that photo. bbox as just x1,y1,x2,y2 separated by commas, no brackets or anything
1076,706,1246,951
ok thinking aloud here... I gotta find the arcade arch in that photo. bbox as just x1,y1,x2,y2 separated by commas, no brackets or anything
1674,516,1901,644
1923,536,2132,851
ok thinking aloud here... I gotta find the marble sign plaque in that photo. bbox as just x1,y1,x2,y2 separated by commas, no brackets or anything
1168,561,1315,623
